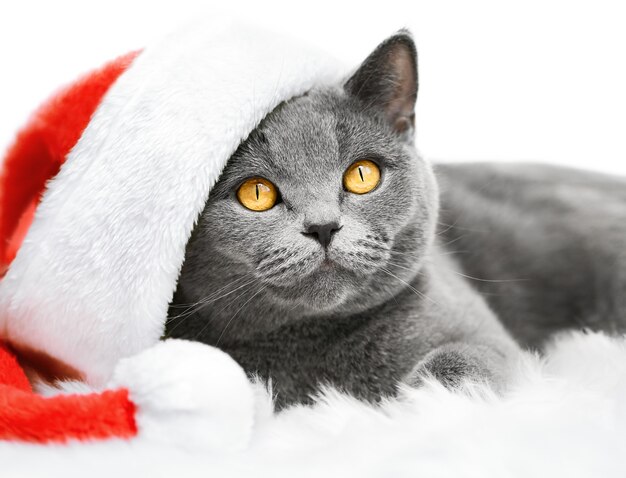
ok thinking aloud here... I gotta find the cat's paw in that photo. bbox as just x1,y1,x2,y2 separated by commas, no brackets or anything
404,343,496,390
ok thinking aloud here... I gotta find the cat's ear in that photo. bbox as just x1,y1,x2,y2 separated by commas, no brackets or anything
345,31,417,135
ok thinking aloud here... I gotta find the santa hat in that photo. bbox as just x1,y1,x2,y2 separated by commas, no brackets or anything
0,19,345,389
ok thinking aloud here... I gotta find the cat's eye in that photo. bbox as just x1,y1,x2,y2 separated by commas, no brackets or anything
237,177,278,211
343,160,381,194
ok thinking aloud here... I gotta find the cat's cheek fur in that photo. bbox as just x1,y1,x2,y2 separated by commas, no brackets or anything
202,202,280,263
328,217,390,275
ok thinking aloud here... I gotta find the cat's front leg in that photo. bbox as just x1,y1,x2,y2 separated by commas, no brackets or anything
404,341,516,392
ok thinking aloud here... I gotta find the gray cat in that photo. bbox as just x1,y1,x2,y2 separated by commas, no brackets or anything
166,32,626,408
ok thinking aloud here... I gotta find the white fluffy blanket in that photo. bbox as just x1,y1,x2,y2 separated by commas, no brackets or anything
3,331,625,477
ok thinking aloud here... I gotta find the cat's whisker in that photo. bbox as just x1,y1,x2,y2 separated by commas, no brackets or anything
192,278,257,311
170,276,257,321
423,258,528,283
184,273,253,305
215,284,268,346
287,300,303,313
198,272,256,301
436,217,462,236
387,244,471,261
389,245,472,266
387,249,424,262
170,273,254,311
451,270,529,283
379,266,439,306
389,249,420,257
437,221,485,234
437,249,471,256
433,173,503,243
189,280,260,341
438,234,466,248
385,259,418,272
166,275,258,336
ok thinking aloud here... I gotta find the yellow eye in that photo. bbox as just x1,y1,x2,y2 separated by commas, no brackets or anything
343,160,381,194
237,177,278,211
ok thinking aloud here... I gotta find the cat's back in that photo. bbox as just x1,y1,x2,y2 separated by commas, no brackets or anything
434,162,626,348
437,162,626,210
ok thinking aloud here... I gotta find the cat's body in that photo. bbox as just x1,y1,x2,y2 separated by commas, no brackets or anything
166,33,625,408
436,162,626,348
188,247,517,407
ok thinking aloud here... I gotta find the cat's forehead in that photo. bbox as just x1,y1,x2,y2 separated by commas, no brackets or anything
238,91,347,175
220,87,401,191
261,92,341,146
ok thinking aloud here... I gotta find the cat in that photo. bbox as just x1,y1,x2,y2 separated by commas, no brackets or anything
166,31,625,408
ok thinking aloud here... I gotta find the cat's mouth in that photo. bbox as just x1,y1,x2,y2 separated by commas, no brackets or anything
253,240,390,311
319,257,335,272
261,256,359,311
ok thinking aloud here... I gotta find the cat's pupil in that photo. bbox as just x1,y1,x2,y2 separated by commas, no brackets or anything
255,184,260,200
358,167,364,182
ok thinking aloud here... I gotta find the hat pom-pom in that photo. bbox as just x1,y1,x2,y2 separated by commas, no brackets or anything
109,339,256,451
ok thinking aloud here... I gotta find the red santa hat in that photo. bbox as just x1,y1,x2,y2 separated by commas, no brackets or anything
0,19,345,386
0,19,350,447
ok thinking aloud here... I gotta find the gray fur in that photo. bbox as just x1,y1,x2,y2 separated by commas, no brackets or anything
435,162,626,349
165,33,621,409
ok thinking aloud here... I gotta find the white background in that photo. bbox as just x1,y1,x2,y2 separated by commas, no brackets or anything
1,0,625,174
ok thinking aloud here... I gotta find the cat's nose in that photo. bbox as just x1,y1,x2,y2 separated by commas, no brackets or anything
302,221,342,248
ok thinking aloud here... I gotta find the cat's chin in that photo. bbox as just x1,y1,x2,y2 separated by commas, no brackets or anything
264,265,359,313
